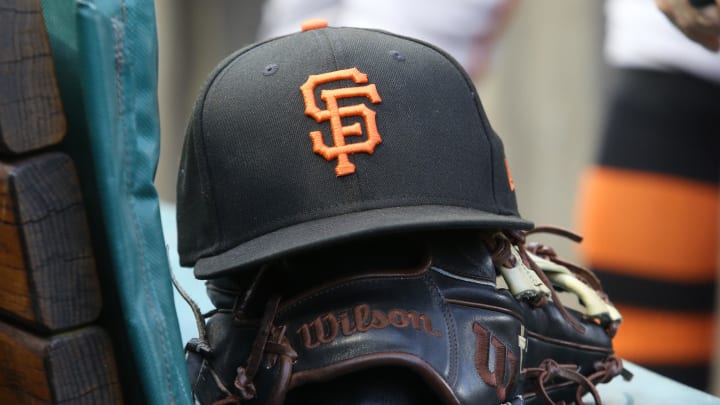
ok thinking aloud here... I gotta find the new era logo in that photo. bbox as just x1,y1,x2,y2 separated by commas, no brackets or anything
300,68,383,176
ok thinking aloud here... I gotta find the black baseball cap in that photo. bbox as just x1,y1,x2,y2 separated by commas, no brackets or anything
177,20,532,279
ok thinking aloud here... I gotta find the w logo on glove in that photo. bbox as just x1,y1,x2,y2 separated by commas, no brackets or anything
473,322,518,402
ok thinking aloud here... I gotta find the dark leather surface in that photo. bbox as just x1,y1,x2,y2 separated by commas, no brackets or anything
192,237,525,404
190,235,616,404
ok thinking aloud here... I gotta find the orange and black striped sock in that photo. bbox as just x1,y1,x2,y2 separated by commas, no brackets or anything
576,68,720,390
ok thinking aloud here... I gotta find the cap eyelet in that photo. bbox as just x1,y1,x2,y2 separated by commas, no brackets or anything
263,63,279,76
389,50,406,61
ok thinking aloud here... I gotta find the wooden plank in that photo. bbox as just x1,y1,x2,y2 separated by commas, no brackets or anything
0,153,101,332
0,320,124,404
0,0,66,155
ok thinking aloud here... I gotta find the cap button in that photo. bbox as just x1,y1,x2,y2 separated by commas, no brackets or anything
301,18,329,31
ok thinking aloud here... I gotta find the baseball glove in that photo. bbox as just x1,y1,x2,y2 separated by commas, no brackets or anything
182,229,630,405
482,226,633,404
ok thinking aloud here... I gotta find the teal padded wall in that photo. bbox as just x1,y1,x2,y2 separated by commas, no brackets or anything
40,1,192,403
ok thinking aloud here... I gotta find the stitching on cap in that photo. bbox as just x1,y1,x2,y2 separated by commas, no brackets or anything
314,28,365,198
212,197,524,259
195,36,296,254
320,27,340,72
352,28,503,210
190,32,332,262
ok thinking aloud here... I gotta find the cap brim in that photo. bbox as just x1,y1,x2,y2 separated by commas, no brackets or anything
193,205,532,279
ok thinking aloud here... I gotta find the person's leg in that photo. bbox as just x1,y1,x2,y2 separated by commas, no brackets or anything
576,68,720,390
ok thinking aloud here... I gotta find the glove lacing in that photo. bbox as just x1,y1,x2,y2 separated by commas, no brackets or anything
207,265,298,405
523,359,600,405
523,355,632,405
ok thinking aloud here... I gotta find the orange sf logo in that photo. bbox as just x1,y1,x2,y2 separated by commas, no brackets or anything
300,68,382,176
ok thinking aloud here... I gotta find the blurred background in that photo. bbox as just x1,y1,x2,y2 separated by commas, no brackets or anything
152,0,719,395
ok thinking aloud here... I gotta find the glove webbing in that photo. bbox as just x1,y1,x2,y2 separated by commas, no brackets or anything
487,230,586,334
525,226,602,292
525,227,621,337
